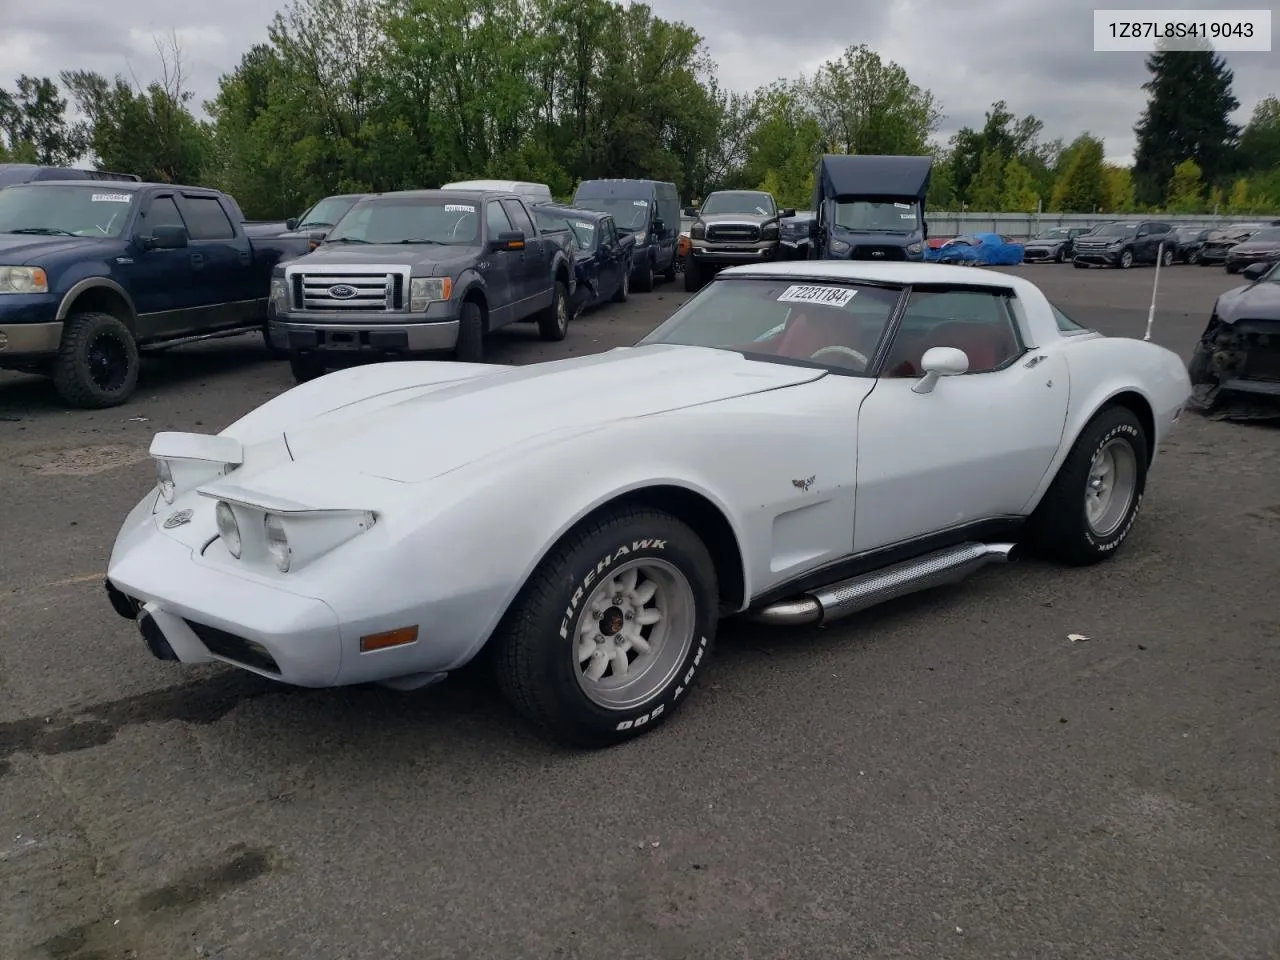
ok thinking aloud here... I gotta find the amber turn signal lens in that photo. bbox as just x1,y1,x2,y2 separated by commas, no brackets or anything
359,625,419,652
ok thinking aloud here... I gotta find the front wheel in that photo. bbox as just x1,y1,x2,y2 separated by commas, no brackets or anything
1188,249,1200,264
1073,259,1087,269
1161,246,1174,267
537,280,569,341
684,258,704,291
611,267,630,303
491,506,719,747
1054,247,1065,263
1025,405,1148,566
633,259,655,293
289,353,326,383
1118,249,1134,269
1225,263,1239,275
662,255,677,282
51,312,140,408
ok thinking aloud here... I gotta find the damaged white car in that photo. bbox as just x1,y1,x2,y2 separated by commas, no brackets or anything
106,262,1192,747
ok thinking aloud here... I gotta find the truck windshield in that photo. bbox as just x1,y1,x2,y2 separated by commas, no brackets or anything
572,197,649,231
297,196,360,229
0,184,136,237
701,192,775,217
833,200,919,232
327,197,481,245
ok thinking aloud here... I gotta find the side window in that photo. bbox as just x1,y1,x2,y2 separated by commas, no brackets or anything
501,199,535,236
142,195,187,234
180,196,235,240
1051,302,1088,333
882,288,1025,378
603,220,617,246
486,201,513,238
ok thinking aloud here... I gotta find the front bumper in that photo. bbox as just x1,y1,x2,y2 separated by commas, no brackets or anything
1226,254,1280,271
1022,246,1062,262
0,319,63,359
1073,248,1123,265
269,316,460,354
689,240,778,265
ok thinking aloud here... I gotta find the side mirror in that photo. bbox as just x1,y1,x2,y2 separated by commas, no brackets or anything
912,346,969,395
492,230,526,251
1243,262,1270,281
285,217,299,231
807,220,819,238
922,220,929,239
780,208,796,219
682,206,697,217
651,218,664,235
143,225,188,250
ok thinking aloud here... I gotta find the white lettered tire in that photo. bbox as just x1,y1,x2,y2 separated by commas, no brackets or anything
491,506,718,747
1026,405,1149,566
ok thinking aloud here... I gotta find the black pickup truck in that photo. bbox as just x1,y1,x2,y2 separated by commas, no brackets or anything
0,180,311,407
268,189,576,381
684,190,793,292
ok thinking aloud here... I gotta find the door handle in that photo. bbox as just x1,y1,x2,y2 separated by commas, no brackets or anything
190,252,204,266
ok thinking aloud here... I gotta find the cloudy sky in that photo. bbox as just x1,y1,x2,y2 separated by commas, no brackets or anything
1,0,1273,165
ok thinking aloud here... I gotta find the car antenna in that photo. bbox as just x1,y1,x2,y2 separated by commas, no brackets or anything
1142,239,1164,342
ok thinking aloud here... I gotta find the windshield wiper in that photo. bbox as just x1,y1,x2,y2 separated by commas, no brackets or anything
6,226,78,236
296,221,333,229
327,237,371,243
396,238,446,244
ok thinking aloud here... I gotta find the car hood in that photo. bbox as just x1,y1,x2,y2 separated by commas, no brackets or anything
301,243,481,273
701,212,772,225
1215,281,1280,323
1228,241,1280,254
0,234,100,262
270,345,827,486
1027,237,1066,245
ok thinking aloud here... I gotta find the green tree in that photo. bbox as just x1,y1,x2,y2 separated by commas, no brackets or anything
999,157,1039,212
967,147,1003,210
1225,178,1251,213
926,156,958,209
0,75,85,164
1101,165,1135,213
1050,134,1105,212
948,100,1050,204
1132,39,1240,207
807,44,941,156
1165,158,1206,213
1238,95,1280,172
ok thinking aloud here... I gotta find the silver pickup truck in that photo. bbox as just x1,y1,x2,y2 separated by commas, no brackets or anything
267,188,576,382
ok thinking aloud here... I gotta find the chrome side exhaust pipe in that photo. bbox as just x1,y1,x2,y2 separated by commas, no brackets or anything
751,542,1019,627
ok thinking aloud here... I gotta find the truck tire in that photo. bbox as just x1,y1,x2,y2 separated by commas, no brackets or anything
289,353,326,383
490,505,719,747
662,255,677,282
611,268,630,303
537,280,569,342
260,324,287,360
634,259,655,293
455,299,485,361
684,259,703,292
51,312,140,409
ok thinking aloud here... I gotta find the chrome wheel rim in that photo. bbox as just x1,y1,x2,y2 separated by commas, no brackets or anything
1120,251,1133,268
622,271,629,296
556,292,567,332
571,558,696,710
1085,438,1138,537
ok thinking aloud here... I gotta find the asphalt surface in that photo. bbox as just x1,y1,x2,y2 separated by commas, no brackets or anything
2,263,1278,960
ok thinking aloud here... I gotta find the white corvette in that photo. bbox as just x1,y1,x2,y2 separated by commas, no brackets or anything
106,262,1192,746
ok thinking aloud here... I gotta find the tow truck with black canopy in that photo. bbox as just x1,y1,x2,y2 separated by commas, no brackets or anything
808,154,932,262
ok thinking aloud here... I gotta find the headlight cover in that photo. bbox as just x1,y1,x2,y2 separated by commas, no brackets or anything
830,239,851,255
216,501,242,558
254,510,376,573
690,223,705,240
0,266,49,294
906,241,922,255
269,278,289,313
410,277,452,312
152,456,236,509
264,514,291,573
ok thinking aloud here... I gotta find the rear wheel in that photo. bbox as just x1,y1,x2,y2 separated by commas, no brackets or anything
634,259,655,293
1025,405,1148,566
51,312,139,409
537,280,569,341
491,506,719,747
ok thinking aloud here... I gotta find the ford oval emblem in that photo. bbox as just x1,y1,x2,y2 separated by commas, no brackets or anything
328,283,357,299
163,509,193,529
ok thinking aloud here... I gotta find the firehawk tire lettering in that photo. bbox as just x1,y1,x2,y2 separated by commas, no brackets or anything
559,539,669,639
615,635,708,730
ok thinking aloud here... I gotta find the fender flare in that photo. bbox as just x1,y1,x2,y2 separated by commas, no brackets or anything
56,277,138,327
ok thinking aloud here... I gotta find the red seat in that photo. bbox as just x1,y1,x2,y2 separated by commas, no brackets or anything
886,321,1016,376
774,311,864,360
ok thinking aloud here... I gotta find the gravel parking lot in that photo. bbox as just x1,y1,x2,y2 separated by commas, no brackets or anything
2,263,1278,960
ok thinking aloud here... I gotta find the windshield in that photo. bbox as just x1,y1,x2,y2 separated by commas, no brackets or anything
833,199,919,232
1034,228,1071,240
0,167,38,187
327,197,480,245
702,192,776,217
1092,223,1138,238
535,209,596,250
1244,228,1280,243
638,277,902,375
0,184,136,237
298,196,359,229
572,197,649,231
1211,227,1258,240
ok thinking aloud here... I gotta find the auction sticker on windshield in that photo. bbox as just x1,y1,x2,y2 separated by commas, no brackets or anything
92,193,132,203
573,222,593,231
777,284,858,307
633,200,648,206
444,204,475,213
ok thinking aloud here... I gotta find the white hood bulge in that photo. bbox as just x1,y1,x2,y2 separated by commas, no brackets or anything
281,345,826,483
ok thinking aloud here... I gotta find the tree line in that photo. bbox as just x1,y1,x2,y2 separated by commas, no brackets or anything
1,0,1277,219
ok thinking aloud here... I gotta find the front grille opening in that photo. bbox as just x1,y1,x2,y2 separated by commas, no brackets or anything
851,246,908,261
185,620,282,674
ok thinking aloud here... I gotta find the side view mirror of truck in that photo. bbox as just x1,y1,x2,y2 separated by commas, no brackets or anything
285,217,299,231
780,208,796,219
492,230,526,252
651,218,665,235
682,206,697,217
142,225,189,250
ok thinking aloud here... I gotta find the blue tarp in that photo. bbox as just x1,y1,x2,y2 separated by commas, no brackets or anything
924,232,1024,265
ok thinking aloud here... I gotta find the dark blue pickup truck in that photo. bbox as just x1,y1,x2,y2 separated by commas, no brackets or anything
0,180,311,407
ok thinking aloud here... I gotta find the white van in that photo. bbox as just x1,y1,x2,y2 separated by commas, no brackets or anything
441,179,553,207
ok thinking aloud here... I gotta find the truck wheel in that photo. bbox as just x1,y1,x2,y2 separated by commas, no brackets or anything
684,259,703,292
490,505,719,747
455,299,485,361
537,281,569,342
51,312,140,409
260,324,287,360
289,353,326,383
634,259,655,293
662,256,677,282
611,268,630,304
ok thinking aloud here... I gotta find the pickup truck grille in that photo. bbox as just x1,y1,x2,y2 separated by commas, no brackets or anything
850,245,908,261
290,272,405,312
707,224,761,243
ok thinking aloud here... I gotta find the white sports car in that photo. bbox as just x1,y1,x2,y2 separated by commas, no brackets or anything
105,262,1192,747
